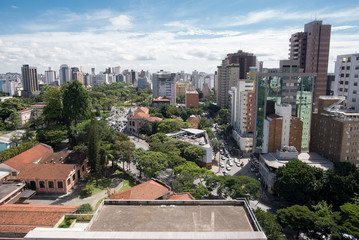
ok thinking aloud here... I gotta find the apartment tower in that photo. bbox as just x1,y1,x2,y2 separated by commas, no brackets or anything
289,20,331,111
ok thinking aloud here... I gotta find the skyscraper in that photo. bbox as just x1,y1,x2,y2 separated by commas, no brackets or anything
217,50,256,109
59,64,70,85
45,67,57,84
289,20,331,110
21,64,39,97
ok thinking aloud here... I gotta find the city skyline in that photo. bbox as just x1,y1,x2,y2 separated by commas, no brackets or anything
0,0,358,74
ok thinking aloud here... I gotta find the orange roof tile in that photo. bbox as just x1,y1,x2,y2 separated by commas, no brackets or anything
134,107,149,114
17,108,32,113
110,180,171,200
187,116,200,123
0,204,78,235
3,144,53,171
147,117,162,122
17,163,75,181
133,111,149,119
166,192,195,200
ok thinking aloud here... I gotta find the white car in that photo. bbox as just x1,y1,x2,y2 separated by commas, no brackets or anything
226,165,232,171
222,170,228,175
233,158,238,164
220,162,224,168
227,161,233,167
221,156,226,160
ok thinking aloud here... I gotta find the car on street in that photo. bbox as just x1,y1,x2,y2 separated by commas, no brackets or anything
221,156,226,160
220,149,224,155
222,170,228,175
236,162,241,167
227,160,233,167
220,162,224,168
226,165,232,171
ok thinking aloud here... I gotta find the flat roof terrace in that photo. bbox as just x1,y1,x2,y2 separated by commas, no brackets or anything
88,200,256,232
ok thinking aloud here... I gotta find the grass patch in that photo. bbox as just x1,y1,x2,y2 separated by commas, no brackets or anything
79,178,111,198
0,131,11,135
58,217,75,228
116,176,136,193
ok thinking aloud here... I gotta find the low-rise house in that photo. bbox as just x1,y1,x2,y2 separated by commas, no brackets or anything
152,96,170,108
0,130,25,152
187,115,200,129
0,143,53,179
127,107,162,135
17,108,32,126
17,152,88,193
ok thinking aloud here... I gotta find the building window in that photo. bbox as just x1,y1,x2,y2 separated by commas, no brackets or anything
355,82,358,86
354,90,357,94
48,181,54,188
355,66,359,70
355,74,359,78
342,66,345,70
82,165,85,172
67,178,70,185
72,174,75,181
353,98,356,102
57,181,63,188
347,66,350,70
345,81,349,85
341,73,344,77
346,74,350,78
39,181,45,188
12,172,17,176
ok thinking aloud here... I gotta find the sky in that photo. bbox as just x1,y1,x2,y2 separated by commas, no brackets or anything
0,0,359,75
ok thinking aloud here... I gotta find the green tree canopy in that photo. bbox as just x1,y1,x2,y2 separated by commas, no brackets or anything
276,205,317,240
42,87,63,124
37,124,67,147
157,118,190,133
183,145,206,162
62,79,90,124
336,203,359,238
274,159,324,205
88,116,100,182
217,175,260,200
254,208,285,240
137,151,168,178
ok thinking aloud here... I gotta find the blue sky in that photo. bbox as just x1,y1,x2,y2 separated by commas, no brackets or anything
0,0,359,74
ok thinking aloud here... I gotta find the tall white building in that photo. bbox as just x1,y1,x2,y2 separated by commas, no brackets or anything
333,54,359,111
45,67,57,84
152,71,176,105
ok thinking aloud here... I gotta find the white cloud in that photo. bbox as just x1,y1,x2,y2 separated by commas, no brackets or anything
332,25,358,31
11,5,18,9
109,15,132,30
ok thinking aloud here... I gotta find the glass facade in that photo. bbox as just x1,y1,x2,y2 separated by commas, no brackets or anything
255,71,315,152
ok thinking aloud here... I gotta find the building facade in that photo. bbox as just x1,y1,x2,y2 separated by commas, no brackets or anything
333,54,359,111
255,60,316,152
152,71,176,105
45,68,57,84
310,96,359,167
185,89,199,108
21,65,39,97
59,64,70,85
289,20,331,110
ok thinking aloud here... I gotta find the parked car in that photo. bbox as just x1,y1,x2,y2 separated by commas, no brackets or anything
220,162,224,168
227,161,233,167
222,170,228,175
226,165,232,171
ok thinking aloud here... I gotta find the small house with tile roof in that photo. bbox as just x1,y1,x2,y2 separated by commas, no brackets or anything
17,152,88,193
187,115,201,129
0,143,53,179
127,107,162,135
17,108,32,126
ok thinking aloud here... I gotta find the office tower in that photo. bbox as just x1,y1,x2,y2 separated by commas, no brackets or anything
21,64,39,97
59,64,70,85
310,96,359,167
255,60,316,152
73,71,84,85
152,71,176,105
327,73,335,96
131,70,138,86
217,50,256,109
333,54,359,111
45,67,56,84
192,70,198,89
91,68,96,75
289,20,331,110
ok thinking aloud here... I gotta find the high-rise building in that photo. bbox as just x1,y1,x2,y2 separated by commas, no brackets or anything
289,20,331,110
255,60,316,152
333,54,359,111
217,51,256,109
176,82,191,97
185,89,199,108
70,67,79,81
45,67,56,84
310,96,359,167
21,64,39,97
131,70,138,86
73,71,84,85
59,64,70,85
152,71,176,105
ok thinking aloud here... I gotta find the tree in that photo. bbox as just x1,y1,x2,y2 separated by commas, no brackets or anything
88,116,100,184
0,98,28,123
254,208,285,240
217,175,260,200
198,118,213,129
62,79,90,124
276,205,317,240
336,203,359,238
157,118,190,133
132,148,146,178
211,138,223,167
99,143,114,173
183,145,206,162
42,87,63,124
137,151,168,178
309,201,337,240
114,140,135,170
324,162,359,209
37,125,67,147
218,108,229,124
76,203,93,213
274,159,324,205
139,119,152,136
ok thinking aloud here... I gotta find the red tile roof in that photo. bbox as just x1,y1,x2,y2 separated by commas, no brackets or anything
2,143,53,171
166,192,195,200
0,204,78,235
17,108,32,113
110,180,171,200
147,116,162,122
134,107,149,114
17,163,75,181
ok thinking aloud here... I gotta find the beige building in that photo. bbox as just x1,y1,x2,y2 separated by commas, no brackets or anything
176,82,191,97
310,96,359,167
